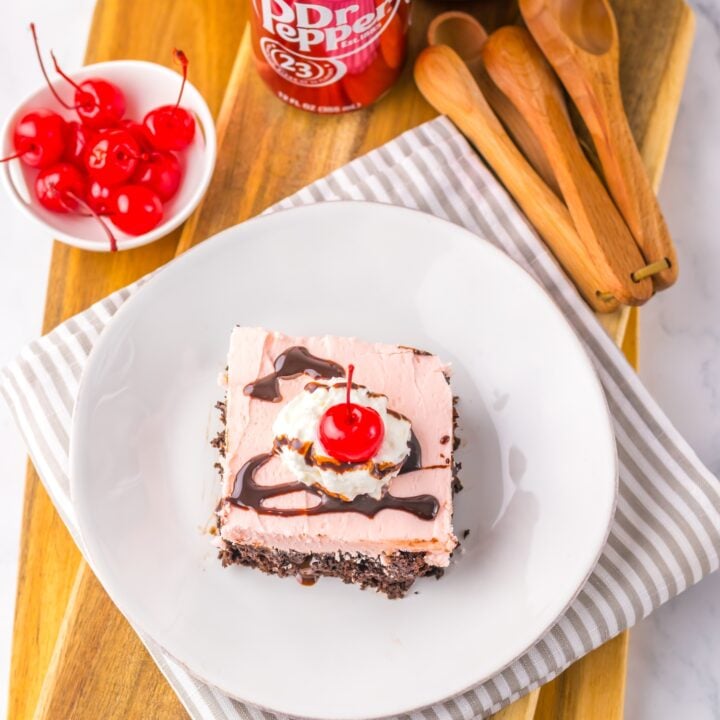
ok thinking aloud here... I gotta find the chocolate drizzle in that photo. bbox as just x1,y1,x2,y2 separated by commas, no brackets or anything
304,380,384,399
296,559,317,586
398,345,432,356
228,453,439,521
243,346,345,402
399,429,422,475
384,408,422,476
274,435,406,481
231,345,442,522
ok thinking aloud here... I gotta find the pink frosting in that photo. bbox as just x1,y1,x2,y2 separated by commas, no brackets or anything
218,328,458,566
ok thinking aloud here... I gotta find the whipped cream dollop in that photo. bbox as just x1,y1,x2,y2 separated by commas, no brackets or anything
271,382,412,500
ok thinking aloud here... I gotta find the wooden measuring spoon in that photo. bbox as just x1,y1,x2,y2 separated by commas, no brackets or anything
482,26,652,305
520,0,678,289
413,44,618,312
427,11,560,196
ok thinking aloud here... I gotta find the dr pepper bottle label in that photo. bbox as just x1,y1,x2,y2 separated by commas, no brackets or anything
250,0,411,113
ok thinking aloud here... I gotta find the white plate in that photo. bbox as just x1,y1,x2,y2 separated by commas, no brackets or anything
70,201,617,719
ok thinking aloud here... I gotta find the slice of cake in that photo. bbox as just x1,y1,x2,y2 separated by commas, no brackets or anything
214,327,459,598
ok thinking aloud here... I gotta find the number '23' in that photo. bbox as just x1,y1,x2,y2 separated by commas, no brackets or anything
277,52,314,79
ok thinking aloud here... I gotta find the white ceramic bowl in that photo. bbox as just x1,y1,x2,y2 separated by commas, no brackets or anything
0,60,216,252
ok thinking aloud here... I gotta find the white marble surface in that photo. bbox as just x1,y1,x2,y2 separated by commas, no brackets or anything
0,1,718,719
627,2,720,717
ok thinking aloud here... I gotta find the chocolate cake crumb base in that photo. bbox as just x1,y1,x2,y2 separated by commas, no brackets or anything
218,540,443,599
210,400,227,458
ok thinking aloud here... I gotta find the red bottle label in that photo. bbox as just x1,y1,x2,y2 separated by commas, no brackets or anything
250,0,410,113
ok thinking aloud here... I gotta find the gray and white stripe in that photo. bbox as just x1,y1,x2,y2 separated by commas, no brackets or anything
2,117,719,720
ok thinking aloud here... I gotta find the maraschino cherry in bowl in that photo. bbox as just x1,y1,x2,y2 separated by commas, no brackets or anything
1,34,216,252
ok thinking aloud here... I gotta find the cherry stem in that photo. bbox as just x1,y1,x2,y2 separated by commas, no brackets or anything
0,150,26,163
50,50,94,109
346,364,355,421
64,190,118,252
126,149,152,162
29,23,77,110
173,48,189,110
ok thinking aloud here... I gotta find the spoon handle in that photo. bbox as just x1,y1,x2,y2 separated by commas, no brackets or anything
426,11,561,196
413,44,618,312
520,0,678,290
482,26,652,305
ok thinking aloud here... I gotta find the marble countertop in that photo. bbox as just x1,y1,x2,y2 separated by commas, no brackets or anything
0,1,718,718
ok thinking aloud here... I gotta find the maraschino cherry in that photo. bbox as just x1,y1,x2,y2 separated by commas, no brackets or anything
143,49,196,151
35,163,85,212
63,120,94,165
133,151,181,201
318,365,385,464
30,24,126,129
64,75,126,129
30,23,125,128
86,179,113,214
109,184,163,235
120,119,152,150
1,109,66,168
84,129,142,186
35,162,118,251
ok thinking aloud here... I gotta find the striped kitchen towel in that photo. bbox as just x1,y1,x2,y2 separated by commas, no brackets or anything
2,116,719,720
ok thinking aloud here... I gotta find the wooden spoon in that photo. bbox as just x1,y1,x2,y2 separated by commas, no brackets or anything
427,12,560,196
413,44,618,312
520,0,678,289
482,26,652,305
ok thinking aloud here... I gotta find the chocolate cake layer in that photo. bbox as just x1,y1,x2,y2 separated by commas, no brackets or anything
218,540,443,599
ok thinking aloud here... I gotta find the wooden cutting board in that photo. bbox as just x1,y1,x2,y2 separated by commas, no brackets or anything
7,0,693,718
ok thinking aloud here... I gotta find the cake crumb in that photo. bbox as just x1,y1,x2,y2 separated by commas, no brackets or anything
463,529,470,539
